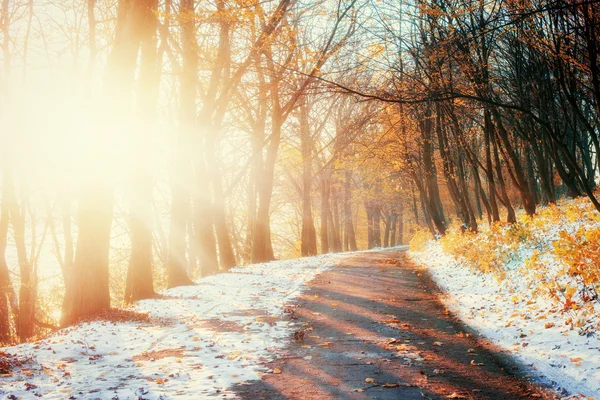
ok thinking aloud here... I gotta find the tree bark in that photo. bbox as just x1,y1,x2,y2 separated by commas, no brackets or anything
343,170,357,251
320,171,330,254
125,0,159,303
300,102,317,257
0,168,14,344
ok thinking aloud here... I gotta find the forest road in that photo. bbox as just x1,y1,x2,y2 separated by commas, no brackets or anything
231,248,558,400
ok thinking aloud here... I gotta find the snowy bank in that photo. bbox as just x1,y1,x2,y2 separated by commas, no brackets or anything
410,215,600,399
0,253,345,399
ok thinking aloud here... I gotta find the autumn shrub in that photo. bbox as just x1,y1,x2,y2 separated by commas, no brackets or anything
521,199,600,327
408,226,432,251
552,228,600,308
434,197,600,329
441,223,518,275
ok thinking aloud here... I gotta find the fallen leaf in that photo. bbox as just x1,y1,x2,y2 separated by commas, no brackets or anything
365,377,375,383
273,368,282,374
382,383,399,388
544,322,555,329
470,360,484,366
569,357,582,363
433,341,443,346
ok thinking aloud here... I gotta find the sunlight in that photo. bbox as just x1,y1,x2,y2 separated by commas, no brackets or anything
5,85,140,190
0,0,598,397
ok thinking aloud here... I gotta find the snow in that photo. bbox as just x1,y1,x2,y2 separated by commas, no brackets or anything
0,253,345,399
410,236,600,399
2,215,598,400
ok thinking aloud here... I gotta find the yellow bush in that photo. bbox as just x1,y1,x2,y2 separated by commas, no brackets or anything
440,197,600,324
409,226,432,251
553,228,600,288
440,223,515,275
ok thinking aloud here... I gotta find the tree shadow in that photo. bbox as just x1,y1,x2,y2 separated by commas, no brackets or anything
230,251,554,400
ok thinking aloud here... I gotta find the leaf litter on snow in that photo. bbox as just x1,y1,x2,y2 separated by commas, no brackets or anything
0,254,345,399
409,202,600,399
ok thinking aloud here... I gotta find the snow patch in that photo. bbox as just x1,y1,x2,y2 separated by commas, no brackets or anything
0,253,344,399
410,241,600,399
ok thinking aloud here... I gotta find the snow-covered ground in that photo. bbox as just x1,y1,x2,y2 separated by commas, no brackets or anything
0,253,345,399
411,240,600,399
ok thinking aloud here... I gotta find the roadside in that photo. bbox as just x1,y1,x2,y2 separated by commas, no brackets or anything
411,239,600,399
233,249,556,400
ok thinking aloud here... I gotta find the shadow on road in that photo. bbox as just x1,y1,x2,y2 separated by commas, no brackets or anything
231,250,556,400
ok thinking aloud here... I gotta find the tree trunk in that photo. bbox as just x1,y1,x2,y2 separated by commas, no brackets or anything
194,194,218,277
484,110,501,222
10,189,35,342
422,105,446,235
300,102,317,257
0,169,14,344
365,201,374,249
61,182,113,326
491,109,536,216
167,0,197,288
320,172,330,254
383,212,391,247
330,186,342,252
492,133,516,223
125,0,159,303
343,170,356,251
397,206,404,245
167,183,194,287
373,206,382,247
251,97,281,263
210,165,237,269
389,212,397,247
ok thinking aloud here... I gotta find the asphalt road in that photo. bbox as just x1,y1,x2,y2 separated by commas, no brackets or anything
232,249,556,400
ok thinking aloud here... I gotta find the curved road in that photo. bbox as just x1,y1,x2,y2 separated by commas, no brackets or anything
232,249,556,400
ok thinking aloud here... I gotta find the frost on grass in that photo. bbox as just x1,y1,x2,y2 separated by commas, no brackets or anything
410,197,600,399
0,254,342,399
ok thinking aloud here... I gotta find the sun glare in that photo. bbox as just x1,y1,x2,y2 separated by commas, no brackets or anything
5,84,142,190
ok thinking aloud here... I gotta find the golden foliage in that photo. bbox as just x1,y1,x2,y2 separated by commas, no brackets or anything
553,228,600,287
441,197,600,326
441,222,527,275
408,225,432,252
